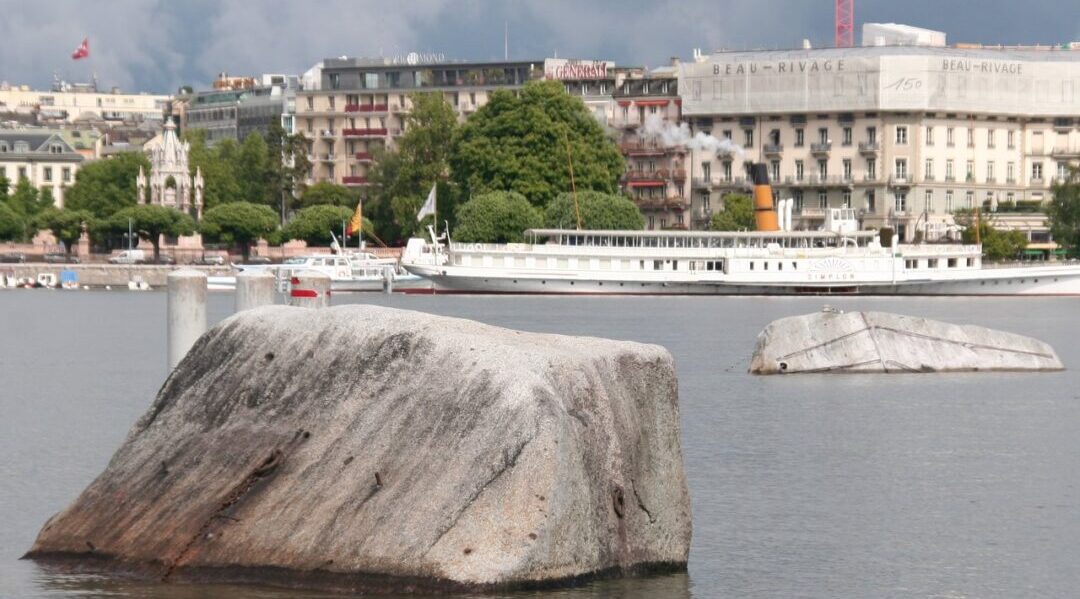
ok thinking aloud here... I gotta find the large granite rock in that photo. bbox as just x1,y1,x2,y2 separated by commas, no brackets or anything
26,305,691,592
750,309,1063,374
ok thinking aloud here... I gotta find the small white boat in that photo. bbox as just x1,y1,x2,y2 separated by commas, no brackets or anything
208,252,429,293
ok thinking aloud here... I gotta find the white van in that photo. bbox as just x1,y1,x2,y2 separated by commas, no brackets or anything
109,249,147,264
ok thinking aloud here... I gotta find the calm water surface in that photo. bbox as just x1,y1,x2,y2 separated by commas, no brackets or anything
1,291,1078,598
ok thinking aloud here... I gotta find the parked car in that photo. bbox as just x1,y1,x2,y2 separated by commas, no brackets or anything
43,253,80,264
0,252,27,263
243,256,273,265
197,255,226,266
153,255,176,265
108,249,147,264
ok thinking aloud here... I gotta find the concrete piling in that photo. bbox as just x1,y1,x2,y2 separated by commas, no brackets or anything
167,270,207,370
382,265,394,294
287,271,331,308
235,270,276,312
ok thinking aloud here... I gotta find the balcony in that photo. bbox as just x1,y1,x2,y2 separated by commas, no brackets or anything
924,174,935,182
811,142,832,156
345,104,389,113
863,173,879,182
945,175,957,182
1051,146,1080,158
888,175,912,187
691,177,712,189
786,175,852,188
763,143,783,156
620,141,671,156
318,130,336,139
664,198,688,211
354,152,374,161
318,154,336,162
670,168,687,181
342,128,389,138
694,207,713,222
858,141,880,155
342,176,370,186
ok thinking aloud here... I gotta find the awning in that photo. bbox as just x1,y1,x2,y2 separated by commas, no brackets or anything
635,100,670,107
629,181,665,187
616,100,632,107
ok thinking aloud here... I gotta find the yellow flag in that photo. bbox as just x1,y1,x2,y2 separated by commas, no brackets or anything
346,199,363,236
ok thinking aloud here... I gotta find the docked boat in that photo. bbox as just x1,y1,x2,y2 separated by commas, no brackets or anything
401,166,1080,296
208,252,429,293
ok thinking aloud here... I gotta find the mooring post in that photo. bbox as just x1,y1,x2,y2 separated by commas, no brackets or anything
382,266,394,295
287,271,331,308
167,269,207,370
235,270,276,312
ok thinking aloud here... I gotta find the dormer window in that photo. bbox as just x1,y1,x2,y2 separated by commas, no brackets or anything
0,143,7,152
51,144,64,154
14,142,29,152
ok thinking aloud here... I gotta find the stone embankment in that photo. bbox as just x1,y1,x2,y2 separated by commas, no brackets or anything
750,309,1063,374
1,264,232,288
26,305,692,592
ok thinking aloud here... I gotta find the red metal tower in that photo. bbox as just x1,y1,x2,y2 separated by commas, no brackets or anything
835,0,854,47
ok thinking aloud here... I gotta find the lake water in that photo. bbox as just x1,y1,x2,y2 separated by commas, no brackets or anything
1,291,1078,598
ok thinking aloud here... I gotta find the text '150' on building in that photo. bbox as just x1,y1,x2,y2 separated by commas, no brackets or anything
678,45,1080,241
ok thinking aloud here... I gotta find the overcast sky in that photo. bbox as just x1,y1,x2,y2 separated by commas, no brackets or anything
1,0,1077,94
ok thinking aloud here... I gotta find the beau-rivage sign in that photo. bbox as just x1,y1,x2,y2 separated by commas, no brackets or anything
710,58,1024,76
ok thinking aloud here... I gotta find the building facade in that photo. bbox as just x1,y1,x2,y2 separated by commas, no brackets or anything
296,57,555,188
611,64,689,230
0,80,168,124
0,131,83,207
182,75,297,145
679,46,1080,239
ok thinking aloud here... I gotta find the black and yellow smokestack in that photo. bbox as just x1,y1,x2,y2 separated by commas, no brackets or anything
750,163,779,232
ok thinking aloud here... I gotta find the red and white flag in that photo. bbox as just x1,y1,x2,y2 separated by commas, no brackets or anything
71,38,89,60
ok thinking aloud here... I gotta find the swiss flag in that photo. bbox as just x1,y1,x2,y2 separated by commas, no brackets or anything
71,38,89,60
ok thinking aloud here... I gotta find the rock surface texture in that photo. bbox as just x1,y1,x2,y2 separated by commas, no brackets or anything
27,305,691,592
750,310,1063,374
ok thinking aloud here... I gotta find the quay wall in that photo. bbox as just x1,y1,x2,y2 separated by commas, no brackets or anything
1,264,234,288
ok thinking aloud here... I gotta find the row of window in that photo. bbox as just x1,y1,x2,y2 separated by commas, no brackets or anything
904,258,974,269
704,156,1070,184
783,188,1021,215
0,165,72,183
0,142,67,154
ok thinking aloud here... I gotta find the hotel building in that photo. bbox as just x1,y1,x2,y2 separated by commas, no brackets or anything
0,131,84,207
679,46,1080,240
0,80,168,124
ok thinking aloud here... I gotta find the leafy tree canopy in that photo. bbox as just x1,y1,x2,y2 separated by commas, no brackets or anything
368,93,460,240
0,173,9,202
450,80,624,208
1047,166,1080,253
33,207,94,255
65,151,149,219
199,202,280,260
299,182,357,208
106,204,196,260
282,205,356,246
185,129,243,210
955,210,1028,261
7,177,54,220
544,191,644,230
0,201,22,241
710,194,756,231
453,191,543,243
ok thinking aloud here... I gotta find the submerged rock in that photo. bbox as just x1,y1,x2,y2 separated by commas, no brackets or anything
26,305,691,592
750,309,1063,374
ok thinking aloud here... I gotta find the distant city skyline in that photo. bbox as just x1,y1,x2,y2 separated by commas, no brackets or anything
1,0,1077,94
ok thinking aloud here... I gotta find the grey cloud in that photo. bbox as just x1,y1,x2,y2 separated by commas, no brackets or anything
0,0,1077,93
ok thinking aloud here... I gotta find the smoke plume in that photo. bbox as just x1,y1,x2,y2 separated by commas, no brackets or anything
639,113,744,160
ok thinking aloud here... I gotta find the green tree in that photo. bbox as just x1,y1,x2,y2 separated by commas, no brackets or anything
544,190,644,230
107,205,196,261
238,132,272,205
7,178,53,221
185,129,243,209
199,202,279,260
299,182,356,208
368,92,460,240
453,191,543,243
450,80,624,208
0,172,9,202
281,205,353,246
1047,166,1080,253
33,208,94,257
955,210,1028,261
266,123,313,221
65,151,149,219
0,202,22,241
709,194,756,231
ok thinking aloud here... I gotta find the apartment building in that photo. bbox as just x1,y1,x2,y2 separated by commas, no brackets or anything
0,80,168,124
182,76,297,145
0,131,84,207
611,65,688,230
680,46,1080,240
